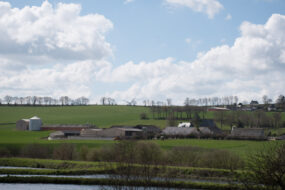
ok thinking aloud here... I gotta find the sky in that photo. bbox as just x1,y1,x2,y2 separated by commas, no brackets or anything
0,0,285,105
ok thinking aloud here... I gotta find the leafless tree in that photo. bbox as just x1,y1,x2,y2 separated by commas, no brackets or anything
31,96,37,105
273,112,282,128
4,95,13,105
166,98,172,106
214,111,227,129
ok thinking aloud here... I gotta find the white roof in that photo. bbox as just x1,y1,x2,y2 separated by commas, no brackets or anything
30,116,41,120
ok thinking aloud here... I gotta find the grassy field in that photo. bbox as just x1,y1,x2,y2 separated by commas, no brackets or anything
0,105,284,158
0,105,166,128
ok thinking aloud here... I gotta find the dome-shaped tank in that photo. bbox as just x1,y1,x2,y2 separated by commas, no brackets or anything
29,116,42,131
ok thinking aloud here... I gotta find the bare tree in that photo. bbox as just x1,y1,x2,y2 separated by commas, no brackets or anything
273,112,282,128
4,95,13,105
31,96,37,105
214,111,227,129
100,97,106,105
166,98,172,106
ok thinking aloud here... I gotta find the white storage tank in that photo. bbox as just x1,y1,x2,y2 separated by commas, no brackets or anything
29,116,42,131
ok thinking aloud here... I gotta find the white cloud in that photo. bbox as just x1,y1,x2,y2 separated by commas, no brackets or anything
185,38,192,44
0,1,113,100
0,60,111,99
165,0,224,19
1,1,285,105
124,0,134,4
96,14,285,104
0,1,113,64
225,13,232,20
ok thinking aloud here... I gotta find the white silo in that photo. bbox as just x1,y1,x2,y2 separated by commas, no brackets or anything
29,116,42,131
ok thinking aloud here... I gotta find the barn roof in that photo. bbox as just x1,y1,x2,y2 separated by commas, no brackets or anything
162,127,199,136
230,127,265,139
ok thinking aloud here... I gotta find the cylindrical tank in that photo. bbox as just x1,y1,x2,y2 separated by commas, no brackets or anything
29,116,42,131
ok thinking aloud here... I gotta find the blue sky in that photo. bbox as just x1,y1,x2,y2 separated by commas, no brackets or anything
1,0,285,104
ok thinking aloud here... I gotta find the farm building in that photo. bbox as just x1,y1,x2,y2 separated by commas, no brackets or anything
48,131,80,140
178,122,191,128
276,135,285,140
42,124,95,131
207,107,230,111
229,127,266,140
16,116,42,131
111,125,161,139
162,127,200,137
200,119,223,134
29,116,42,131
16,119,30,130
80,128,143,139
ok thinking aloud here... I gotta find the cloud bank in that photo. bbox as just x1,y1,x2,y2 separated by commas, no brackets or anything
0,1,285,104
98,14,285,103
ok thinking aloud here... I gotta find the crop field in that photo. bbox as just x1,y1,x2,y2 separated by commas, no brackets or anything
0,105,166,128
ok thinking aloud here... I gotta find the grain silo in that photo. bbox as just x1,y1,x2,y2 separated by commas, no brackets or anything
29,116,42,131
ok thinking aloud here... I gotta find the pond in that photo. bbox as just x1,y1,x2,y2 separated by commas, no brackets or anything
0,166,53,170
0,183,199,190
0,174,232,184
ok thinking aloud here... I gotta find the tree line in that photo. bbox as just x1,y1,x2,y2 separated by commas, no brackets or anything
0,95,89,106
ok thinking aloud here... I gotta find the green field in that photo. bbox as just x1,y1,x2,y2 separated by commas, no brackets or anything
0,105,166,128
0,105,283,158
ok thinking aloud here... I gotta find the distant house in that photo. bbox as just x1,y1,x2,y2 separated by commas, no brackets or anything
229,127,266,140
250,100,259,105
268,104,277,111
207,107,230,112
200,119,223,135
178,122,191,128
237,103,243,108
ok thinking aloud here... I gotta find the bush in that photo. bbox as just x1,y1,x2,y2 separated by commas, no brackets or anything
21,144,51,159
167,146,243,170
79,146,89,161
0,147,11,157
199,150,244,170
240,143,285,189
140,112,148,120
86,148,101,161
53,144,76,160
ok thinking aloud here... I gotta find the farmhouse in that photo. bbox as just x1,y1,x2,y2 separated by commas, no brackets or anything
16,116,42,131
229,127,266,140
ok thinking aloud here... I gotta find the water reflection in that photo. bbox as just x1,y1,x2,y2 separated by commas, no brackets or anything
0,183,196,190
